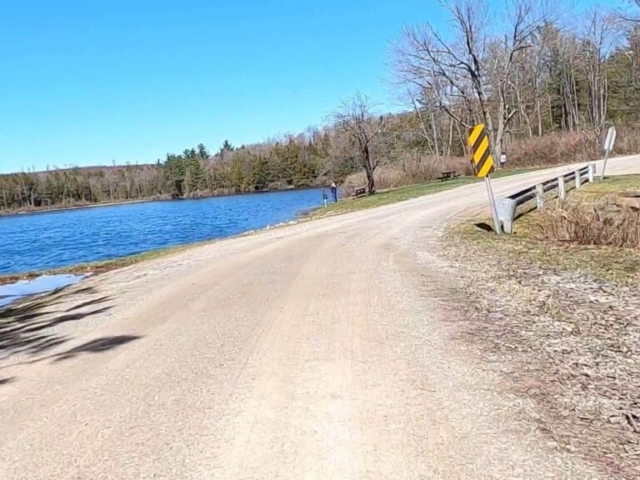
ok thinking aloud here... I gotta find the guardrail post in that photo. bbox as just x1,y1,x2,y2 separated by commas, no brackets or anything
558,176,566,200
496,197,517,234
535,184,544,209
575,169,582,189
588,164,595,183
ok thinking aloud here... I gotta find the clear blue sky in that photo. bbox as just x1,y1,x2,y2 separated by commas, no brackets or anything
0,0,602,173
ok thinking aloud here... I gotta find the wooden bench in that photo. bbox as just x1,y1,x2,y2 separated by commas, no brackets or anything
352,187,367,198
437,170,460,182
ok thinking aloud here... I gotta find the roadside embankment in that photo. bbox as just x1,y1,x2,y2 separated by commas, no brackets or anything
438,175,640,478
0,167,550,288
2,174,491,285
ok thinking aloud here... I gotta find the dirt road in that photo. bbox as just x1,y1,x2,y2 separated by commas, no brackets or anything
2,157,639,479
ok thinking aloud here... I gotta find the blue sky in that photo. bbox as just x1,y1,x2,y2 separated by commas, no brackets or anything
0,0,604,172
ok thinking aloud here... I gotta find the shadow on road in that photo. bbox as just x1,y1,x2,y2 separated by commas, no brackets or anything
0,286,97,321
52,336,141,362
65,296,111,312
0,286,113,358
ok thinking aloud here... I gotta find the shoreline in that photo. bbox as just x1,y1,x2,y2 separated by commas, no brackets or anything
0,174,516,284
0,185,326,218
0,217,304,286
0,180,455,285
0,167,557,286
0,198,158,218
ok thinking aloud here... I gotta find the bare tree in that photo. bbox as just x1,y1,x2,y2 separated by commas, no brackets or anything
408,88,440,156
620,1,640,22
331,93,386,194
394,0,551,163
580,12,620,135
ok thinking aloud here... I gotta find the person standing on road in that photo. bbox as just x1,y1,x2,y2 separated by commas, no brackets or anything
330,182,338,203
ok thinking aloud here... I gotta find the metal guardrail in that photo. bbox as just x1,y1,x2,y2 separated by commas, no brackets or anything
496,164,596,234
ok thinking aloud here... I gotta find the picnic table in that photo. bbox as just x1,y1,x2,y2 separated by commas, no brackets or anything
437,170,460,182
352,187,367,198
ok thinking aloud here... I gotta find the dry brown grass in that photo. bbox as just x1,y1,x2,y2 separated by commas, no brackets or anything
342,153,472,193
615,125,640,155
342,126,640,193
508,125,640,168
509,131,599,167
531,198,640,248
524,175,640,252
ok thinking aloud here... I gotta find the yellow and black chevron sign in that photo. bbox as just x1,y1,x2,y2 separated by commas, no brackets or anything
468,124,495,178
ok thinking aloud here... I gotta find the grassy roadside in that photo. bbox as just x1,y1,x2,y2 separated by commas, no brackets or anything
311,178,477,217
310,166,543,218
454,174,640,283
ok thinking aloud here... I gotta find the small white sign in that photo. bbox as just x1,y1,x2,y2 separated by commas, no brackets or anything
604,126,617,153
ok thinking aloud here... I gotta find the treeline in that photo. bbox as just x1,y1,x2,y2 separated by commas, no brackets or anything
2,0,640,212
335,1,640,191
0,165,165,210
162,136,332,197
0,116,418,212
0,133,348,212
392,2,640,159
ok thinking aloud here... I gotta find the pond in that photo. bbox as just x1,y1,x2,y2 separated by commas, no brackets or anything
0,189,325,275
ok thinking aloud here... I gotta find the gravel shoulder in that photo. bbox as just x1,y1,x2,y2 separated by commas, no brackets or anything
437,208,640,477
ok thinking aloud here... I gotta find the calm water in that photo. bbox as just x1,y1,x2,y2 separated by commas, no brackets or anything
0,189,324,275
0,274,84,308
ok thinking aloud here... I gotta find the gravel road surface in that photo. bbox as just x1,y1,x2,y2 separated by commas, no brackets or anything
2,157,639,479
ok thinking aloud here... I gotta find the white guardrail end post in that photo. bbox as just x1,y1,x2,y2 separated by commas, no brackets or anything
535,184,544,209
496,197,517,234
588,163,595,183
558,176,566,200
575,169,582,189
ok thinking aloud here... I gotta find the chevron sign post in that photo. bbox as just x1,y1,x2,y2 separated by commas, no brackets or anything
469,123,501,234
600,125,617,181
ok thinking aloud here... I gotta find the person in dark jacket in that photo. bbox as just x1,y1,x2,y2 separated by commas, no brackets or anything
330,182,338,203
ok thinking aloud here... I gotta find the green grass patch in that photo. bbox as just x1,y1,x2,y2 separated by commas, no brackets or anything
575,173,640,197
454,221,640,284
490,166,546,179
312,177,477,217
310,167,541,219
456,174,640,284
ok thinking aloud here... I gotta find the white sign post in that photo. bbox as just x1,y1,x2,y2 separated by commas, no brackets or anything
600,126,617,181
